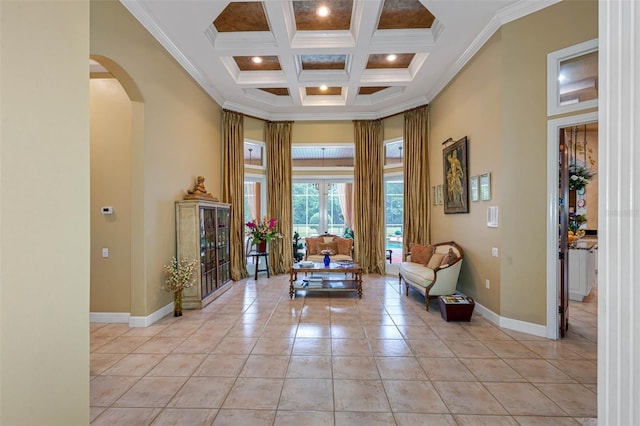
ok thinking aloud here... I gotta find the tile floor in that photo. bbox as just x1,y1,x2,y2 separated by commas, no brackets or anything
90,274,598,425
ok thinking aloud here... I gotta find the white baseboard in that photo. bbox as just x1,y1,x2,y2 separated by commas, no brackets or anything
474,301,547,338
90,301,174,328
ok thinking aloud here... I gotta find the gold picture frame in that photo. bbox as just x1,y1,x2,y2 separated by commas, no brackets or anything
443,137,469,213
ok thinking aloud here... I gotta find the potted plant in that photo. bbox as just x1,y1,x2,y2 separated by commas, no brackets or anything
163,257,198,317
245,216,283,252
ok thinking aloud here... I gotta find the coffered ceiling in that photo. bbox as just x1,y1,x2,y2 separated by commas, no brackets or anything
121,0,556,120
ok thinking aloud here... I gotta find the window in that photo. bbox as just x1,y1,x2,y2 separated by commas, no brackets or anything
244,140,264,168
385,176,404,249
548,39,598,116
292,181,352,238
384,138,404,167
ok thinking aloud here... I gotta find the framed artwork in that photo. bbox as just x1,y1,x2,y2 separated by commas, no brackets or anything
432,186,438,206
480,172,491,201
470,176,479,202
436,185,444,205
443,136,469,213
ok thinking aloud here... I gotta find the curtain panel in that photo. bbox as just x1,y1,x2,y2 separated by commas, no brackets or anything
403,105,431,252
337,183,353,228
222,109,249,280
353,120,386,274
265,121,293,274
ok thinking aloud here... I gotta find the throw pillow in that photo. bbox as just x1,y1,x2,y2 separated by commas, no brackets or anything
317,241,339,255
306,238,319,255
427,252,445,269
323,236,334,243
410,243,434,265
337,238,353,256
440,248,458,267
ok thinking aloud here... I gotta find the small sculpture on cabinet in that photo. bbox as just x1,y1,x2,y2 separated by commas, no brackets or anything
185,176,217,201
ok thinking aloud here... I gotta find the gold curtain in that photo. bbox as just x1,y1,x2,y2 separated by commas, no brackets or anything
222,109,249,280
403,105,431,252
265,121,293,274
353,120,385,274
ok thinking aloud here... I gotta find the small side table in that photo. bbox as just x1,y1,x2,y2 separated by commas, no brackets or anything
249,251,270,280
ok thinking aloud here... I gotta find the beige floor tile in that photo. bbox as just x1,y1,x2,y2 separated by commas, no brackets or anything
547,359,597,384
239,354,290,378
90,353,125,376
278,378,334,411
418,357,476,381
274,410,334,426
172,335,222,353
147,353,207,376
296,324,331,338
210,337,257,355
574,417,598,426
151,408,218,425
292,337,332,355
226,323,265,338
535,384,597,417
91,323,131,337
103,353,166,376
460,358,524,382
91,407,161,425
114,377,187,407
513,416,581,425
90,376,140,406
333,356,380,380
211,409,276,426
251,337,294,355
430,325,475,340
444,340,496,358
484,382,566,416
123,324,169,337
520,341,584,359
94,336,150,354
394,413,457,426
286,355,333,379
156,321,204,338
369,338,413,356
90,406,106,423
334,379,390,412
168,377,235,408
375,356,428,380
332,338,372,356
383,380,449,413
261,324,299,337
453,414,519,425
407,339,456,357
505,359,577,383
132,337,186,354
334,411,396,425
330,324,366,338
222,377,284,410
482,340,540,359
194,354,248,377
464,326,514,341
433,381,508,415
363,324,404,339
397,325,440,340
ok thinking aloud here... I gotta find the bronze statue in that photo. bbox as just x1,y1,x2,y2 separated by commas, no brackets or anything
185,176,216,200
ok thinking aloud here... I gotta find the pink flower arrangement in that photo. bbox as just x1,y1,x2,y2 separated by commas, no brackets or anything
245,216,283,244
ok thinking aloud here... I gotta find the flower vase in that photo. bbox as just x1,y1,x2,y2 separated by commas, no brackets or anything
323,254,331,267
173,290,183,317
257,240,267,253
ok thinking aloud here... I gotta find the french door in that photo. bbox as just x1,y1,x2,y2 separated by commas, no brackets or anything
292,180,351,238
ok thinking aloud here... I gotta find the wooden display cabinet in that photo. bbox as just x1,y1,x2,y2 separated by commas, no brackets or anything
176,200,232,309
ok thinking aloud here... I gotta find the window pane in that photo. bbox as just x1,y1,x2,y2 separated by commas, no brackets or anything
385,140,403,166
244,141,263,166
292,183,319,237
559,51,598,106
385,179,404,263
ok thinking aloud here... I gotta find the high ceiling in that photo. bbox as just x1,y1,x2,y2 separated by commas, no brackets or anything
121,0,555,121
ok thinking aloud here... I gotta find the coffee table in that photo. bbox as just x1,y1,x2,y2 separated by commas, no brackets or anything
289,261,363,299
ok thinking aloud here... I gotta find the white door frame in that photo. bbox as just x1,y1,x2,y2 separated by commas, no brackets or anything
546,111,598,339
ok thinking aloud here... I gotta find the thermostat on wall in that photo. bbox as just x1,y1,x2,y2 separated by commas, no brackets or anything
101,206,114,215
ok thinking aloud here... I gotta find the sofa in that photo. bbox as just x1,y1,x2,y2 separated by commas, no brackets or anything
399,241,464,310
304,234,354,262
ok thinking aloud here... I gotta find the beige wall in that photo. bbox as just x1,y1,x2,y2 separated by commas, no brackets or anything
293,120,354,143
429,0,597,324
500,0,597,323
245,116,265,142
0,1,89,424
429,32,504,314
90,78,132,312
383,114,404,141
91,0,223,315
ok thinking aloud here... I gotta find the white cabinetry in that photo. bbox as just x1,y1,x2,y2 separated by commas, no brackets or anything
568,242,597,302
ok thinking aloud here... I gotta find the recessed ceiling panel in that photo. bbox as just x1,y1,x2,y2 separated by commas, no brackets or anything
366,54,415,69
259,88,290,96
214,2,270,32
359,87,389,95
301,54,347,70
293,0,353,31
378,0,436,30
306,87,342,96
234,56,282,71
